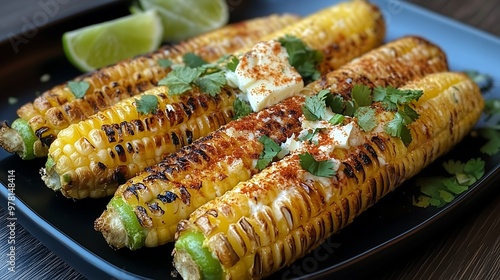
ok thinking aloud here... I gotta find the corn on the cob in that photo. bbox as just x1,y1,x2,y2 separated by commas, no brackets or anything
41,0,387,199
0,14,299,159
94,36,449,250
172,72,484,279
41,85,238,198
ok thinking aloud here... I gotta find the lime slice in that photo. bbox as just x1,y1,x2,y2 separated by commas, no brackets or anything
62,10,163,72
136,0,229,42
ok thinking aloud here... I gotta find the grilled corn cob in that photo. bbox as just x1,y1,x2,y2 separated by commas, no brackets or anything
0,14,299,159
94,36,449,250
172,72,484,279
41,86,238,198
41,0,387,199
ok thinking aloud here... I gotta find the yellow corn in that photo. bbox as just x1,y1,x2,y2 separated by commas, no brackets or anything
254,0,386,73
172,72,484,279
41,85,238,198
42,0,387,199
94,36,449,250
2,14,299,157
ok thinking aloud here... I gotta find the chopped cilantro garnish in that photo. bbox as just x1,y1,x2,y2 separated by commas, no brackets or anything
374,86,423,111
483,99,500,120
477,97,500,155
158,59,173,69
68,81,90,99
301,85,422,144
326,95,344,114
158,53,227,96
233,98,253,119
329,114,344,125
413,158,485,208
479,128,500,155
183,52,208,68
351,84,372,107
226,56,239,72
278,35,323,82
302,90,330,121
299,152,336,177
355,106,377,132
135,94,159,115
256,135,282,170
193,72,226,96
159,66,203,95
373,86,423,145
385,112,413,146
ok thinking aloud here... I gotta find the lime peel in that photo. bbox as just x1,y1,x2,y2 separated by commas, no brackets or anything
62,9,163,71
137,0,229,41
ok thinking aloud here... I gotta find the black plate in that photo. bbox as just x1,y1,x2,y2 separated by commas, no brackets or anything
1,0,499,279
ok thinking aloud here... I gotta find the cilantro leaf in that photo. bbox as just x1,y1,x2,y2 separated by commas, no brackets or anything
483,99,500,120
351,84,372,107
278,35,323,82
226,56,239,72
343,100,356,117
400,104,419,124
183,53,208,68
135,94,159,115
299,152,336,177
194,72,226,96
302,90,330,121
256,135,282,170
233,98,253,119
463,158,485,179
329,114,345,125
355,106,377,132
158,66,203,95
68,81,90,99
385,111,413,146
325,94,344,114
373,86,423,110
479,127,500,155
413,158,485,208
158,59,173,69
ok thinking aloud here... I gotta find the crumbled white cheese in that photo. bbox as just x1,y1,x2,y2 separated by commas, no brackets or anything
226,40,304,112
327,122,354,149
278,135,302,159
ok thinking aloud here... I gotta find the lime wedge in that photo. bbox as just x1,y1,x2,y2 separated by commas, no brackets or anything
136,0,229,42
62,10,163,72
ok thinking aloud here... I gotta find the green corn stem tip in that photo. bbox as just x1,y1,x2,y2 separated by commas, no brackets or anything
110,196,146,250
11,118,37,160
176,231,223,280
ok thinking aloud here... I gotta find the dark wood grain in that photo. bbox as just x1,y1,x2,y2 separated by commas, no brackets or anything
377,189,500,280
408,0,500,37
0,1,499,280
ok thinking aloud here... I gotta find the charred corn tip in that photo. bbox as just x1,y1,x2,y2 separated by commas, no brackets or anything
173,72,484,279
94,197,146,250
173,231,223,280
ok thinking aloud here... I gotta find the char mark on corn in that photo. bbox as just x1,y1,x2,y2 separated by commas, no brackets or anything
94,34,450,250
173,72,484,279
13,14,300,154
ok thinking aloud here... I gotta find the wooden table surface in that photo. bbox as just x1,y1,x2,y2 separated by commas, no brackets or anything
0,0,499,279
